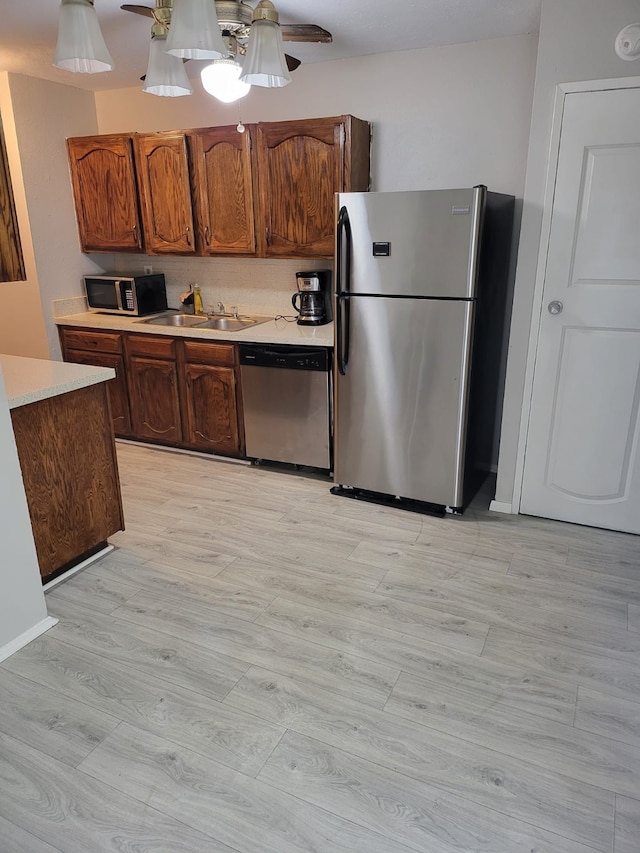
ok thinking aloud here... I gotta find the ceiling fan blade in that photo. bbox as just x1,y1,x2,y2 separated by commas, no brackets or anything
281,25,332,44
121,4,156,17
285,54,302,72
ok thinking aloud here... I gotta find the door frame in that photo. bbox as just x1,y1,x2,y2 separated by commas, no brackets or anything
506,75,640,517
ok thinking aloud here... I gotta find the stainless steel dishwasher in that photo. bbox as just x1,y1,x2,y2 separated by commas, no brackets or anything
239,344,331,470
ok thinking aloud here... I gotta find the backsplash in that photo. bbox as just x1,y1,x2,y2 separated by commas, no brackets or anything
110,255,333,317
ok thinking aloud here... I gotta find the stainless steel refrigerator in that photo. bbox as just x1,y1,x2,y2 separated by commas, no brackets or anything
332,185,514,512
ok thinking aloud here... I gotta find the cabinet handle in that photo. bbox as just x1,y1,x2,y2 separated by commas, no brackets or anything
186,226,192,246
132,224,139,243
204,225,210,246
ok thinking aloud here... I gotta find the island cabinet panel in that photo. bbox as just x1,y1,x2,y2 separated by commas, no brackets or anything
59,327,131,438
189,126,257,255
10,383,124,582
134,133,196,255
67,135,143,252
255,116,371,258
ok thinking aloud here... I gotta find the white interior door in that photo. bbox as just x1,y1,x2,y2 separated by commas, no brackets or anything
521,87,640,534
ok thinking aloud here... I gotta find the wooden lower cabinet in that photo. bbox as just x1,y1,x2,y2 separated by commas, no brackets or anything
183,363,240,454
11,382,124,582
60,328,132,437
64,349,131,437
61,328,244,457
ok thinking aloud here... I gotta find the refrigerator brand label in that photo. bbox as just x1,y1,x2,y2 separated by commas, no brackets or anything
452,206,471,215
373,242,391,257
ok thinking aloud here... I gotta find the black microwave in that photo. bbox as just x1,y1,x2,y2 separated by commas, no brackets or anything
84,273,168,316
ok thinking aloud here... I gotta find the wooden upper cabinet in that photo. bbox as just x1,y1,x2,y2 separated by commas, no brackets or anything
256,116,370,259
134,133,196,255
190,126,257,256
67,135,143,253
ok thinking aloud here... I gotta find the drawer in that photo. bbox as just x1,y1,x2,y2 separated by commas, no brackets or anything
126,334,176,359
183,340,236,367
61,328,123,354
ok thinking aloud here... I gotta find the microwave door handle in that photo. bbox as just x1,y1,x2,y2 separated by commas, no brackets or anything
336,205,352,375
114,280,124,311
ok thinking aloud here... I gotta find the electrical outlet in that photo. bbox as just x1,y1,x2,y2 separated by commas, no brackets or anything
143,264,153,275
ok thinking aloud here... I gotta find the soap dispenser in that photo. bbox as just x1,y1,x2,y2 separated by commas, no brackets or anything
192,283,204,316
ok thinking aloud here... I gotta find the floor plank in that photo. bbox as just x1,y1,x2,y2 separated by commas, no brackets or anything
614,795,640,853
574,686,640,747
1,635,283,776
78,721,418,853
256,596,578,724
223,665,614,850
0,731,235,853
260,729,608,853
629,603,640,633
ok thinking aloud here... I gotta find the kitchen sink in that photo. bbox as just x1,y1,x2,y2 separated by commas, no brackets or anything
142,313,209,327
139,312,272,332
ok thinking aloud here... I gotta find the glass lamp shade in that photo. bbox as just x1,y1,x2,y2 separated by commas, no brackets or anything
201,60,251,103
53,0,114,73
143,36,193,97
239,19,291,88
165,0,226,59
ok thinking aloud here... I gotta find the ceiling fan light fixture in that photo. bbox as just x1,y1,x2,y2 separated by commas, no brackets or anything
239,0,291,88
201,58,251,103
53,0,114,73
143,34,193,96
165,0,227,59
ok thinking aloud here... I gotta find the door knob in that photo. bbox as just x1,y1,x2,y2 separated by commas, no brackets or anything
548,300,563,315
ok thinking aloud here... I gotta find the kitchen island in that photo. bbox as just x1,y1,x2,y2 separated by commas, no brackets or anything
1,354,124,583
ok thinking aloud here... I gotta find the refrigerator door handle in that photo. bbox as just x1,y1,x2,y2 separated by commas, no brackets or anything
336,205,352,376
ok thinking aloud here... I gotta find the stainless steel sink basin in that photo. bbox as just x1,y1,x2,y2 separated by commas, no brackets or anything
142,313,209,327
196,316,258,331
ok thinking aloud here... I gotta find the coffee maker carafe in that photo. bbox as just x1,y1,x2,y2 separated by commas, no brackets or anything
292,270,332,326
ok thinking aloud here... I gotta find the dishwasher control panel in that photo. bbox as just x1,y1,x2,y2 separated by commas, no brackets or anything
239,345,330,372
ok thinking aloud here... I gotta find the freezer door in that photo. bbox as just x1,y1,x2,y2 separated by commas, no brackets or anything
336,188,485,299
334,296,475,507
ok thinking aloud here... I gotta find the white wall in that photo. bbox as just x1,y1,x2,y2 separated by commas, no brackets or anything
96,34,537,196
0,73,49,360
494,0,640,508
94,33,537,322
0,367,51,658
7,74,103,360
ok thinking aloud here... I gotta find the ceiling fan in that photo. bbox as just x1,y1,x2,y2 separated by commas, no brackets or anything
121,0,333,73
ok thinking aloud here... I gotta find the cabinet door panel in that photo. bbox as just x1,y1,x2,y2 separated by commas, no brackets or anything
135,134,195,254
184,364,240,455
129,356,182,444
191,127,257,255
257,119,345,258
65,349,132,437
67,135,142,252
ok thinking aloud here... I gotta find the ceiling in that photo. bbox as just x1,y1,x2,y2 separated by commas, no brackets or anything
0,0,541,92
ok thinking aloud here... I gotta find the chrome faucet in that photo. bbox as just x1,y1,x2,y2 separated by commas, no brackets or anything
216,301,225,314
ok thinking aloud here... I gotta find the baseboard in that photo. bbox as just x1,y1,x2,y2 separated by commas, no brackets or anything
0,615,58,664
489,499,514,514
43,544,114,592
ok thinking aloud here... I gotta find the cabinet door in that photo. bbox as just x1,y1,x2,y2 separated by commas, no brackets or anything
129,356,182,444
135,133,196,255
190,126,257,255
184,363,240,455
67,135,143,252
256,118,346,258
65,348,132,438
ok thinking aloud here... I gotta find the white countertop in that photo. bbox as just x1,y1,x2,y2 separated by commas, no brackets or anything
0,354,115,409
54,311,334,348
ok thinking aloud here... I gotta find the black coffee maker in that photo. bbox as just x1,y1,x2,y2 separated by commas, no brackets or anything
292,270,332,326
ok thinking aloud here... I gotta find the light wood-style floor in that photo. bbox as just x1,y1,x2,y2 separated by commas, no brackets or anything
2,441,640,853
